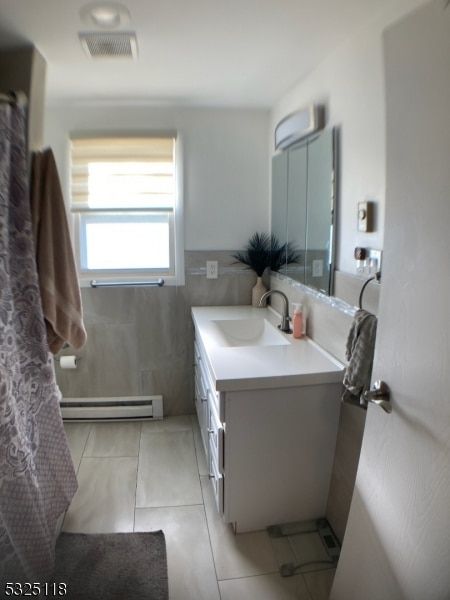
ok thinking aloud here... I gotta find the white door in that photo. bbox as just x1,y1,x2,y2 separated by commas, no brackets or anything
331,3,450,599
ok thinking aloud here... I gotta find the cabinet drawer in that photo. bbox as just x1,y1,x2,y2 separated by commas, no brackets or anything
195,337,220,414
208,397,224,474
194,364,207,404
209,453,224,515
204,369,219,414
194,365,209,456
194,377,206,420
194,338,202,365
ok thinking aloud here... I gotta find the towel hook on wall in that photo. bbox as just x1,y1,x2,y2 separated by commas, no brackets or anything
358,271,381,309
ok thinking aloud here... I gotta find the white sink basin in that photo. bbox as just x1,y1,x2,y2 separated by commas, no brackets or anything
211,318,290,348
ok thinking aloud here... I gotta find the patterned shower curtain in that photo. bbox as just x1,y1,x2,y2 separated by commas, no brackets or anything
0,103,77,579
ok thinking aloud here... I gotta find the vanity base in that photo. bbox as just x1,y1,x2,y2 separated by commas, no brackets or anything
222,384,342,533
192,305,344,534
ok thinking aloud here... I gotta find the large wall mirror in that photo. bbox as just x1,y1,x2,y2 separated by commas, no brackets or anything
271,127,336,295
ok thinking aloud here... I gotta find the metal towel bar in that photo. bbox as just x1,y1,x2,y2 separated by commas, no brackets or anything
90,279,164,288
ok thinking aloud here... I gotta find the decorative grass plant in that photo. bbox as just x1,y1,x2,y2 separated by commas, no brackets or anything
232,232,301,275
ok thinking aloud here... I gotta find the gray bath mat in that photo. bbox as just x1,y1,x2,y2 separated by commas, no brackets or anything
51,531,168,599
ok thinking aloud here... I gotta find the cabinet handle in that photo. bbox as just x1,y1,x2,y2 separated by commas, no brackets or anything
201,395,207,403
207,428,214,435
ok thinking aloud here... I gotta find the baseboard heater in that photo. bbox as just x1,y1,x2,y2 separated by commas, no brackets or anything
60,395,163,422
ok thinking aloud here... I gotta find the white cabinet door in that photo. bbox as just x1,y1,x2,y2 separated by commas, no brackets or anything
331,4,450,599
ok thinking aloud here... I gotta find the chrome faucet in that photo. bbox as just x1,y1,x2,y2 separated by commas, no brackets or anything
259,290,292,333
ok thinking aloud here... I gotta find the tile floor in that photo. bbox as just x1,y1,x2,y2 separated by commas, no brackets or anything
62,416,335,600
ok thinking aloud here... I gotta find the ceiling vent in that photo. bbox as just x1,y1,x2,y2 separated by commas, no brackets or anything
79,32,138,59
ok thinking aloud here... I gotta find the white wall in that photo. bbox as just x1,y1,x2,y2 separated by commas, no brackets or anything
43,0,428,271
270,0,428,276
43,104,270,251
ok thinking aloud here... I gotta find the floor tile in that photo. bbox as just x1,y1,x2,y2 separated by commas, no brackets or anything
218,572,313,600
62,457,138,533
63,423,91,472
303,569,336,600
135,505,220,600
83,421,141,457
62,417,336,600
136,430,202,507
201,475,279,580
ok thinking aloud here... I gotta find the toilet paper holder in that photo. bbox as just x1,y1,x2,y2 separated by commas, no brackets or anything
55,355,81,369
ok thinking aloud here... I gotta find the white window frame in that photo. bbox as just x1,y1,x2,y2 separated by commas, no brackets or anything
70,133,184,287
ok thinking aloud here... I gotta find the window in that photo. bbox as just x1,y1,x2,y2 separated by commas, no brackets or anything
70,135,184,286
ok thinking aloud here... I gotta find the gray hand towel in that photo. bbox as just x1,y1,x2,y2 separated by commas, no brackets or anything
342,309,377,407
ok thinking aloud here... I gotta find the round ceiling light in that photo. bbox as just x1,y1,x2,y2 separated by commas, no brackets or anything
80,2,130,29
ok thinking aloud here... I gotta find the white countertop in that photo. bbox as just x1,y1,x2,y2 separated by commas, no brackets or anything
192,305,344,392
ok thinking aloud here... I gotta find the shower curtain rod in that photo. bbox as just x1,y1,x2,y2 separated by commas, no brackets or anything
0,90,27,107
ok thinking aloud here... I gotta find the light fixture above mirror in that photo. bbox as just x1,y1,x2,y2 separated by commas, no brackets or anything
275,105,324,151
80,2,131,30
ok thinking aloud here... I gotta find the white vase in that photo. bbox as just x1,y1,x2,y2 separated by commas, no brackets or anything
252,276,267,307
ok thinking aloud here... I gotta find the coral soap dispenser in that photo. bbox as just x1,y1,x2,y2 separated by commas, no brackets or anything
292,303,303,339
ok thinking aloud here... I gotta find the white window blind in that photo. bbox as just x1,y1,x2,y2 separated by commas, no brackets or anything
71,137,175,211
70,136,184,286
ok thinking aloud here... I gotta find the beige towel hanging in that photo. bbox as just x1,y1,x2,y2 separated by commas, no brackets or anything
30,148,87,354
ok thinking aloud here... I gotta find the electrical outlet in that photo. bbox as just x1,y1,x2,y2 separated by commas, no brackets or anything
368,249,382,275
354,248,382,276
206,261,218,279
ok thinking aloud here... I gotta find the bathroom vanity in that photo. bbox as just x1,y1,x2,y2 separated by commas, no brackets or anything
191,305,344,533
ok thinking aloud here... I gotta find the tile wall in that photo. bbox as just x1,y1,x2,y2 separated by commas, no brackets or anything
55,251,260,416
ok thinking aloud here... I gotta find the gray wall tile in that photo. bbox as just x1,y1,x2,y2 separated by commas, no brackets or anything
56,251,258,416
